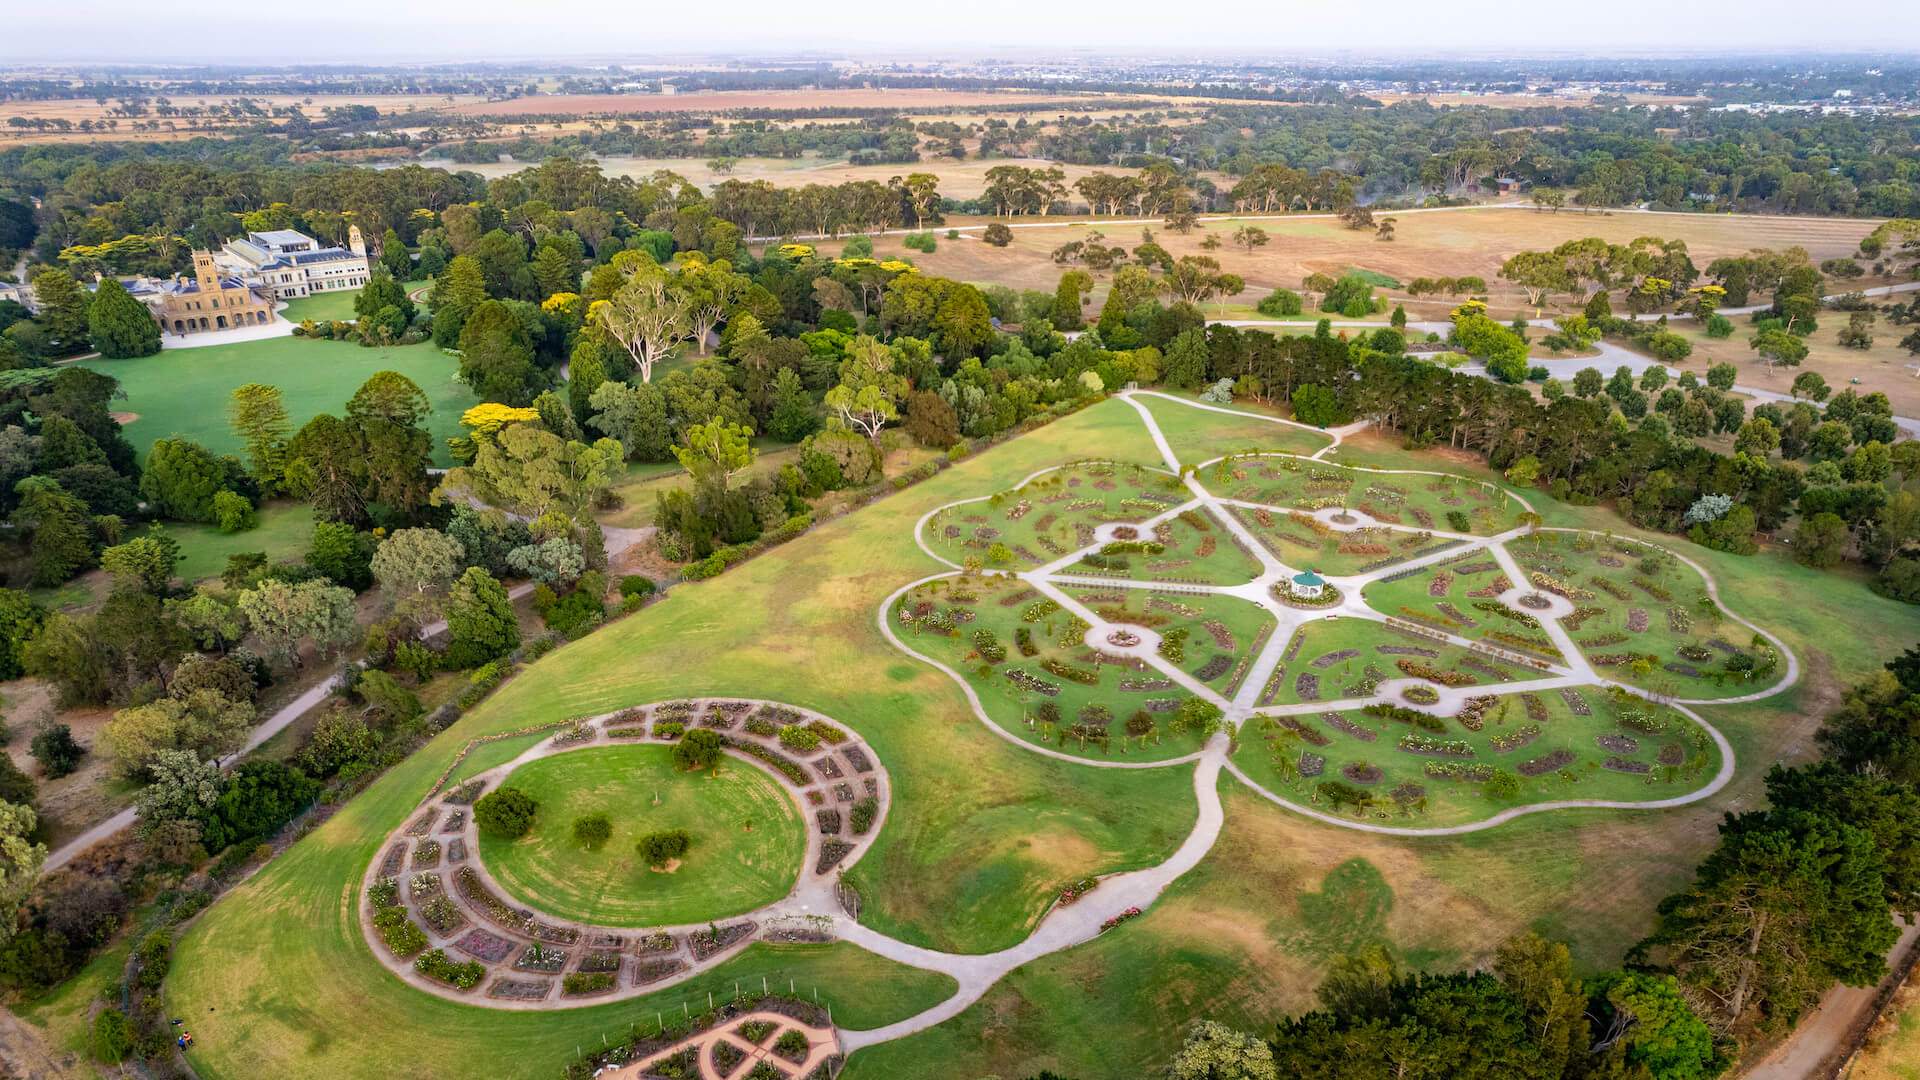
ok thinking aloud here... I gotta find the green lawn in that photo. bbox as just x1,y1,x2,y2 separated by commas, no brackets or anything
159,396,1918,1080
78,335,480,466
1131,390,1334,465
167,501,317,586
280,289,361,324
477,743,805,928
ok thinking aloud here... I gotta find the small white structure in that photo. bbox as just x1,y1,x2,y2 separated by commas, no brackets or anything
1290,569,1326,599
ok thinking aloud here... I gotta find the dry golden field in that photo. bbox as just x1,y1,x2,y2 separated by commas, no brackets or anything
859,205,1882,303
445,88,1114,118
0,92,486,143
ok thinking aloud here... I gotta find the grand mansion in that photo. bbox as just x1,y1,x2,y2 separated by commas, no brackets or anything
214,225,374,300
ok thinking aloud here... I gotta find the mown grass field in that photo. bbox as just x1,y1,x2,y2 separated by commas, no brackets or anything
478,743,806,927
163,396,1918,1079
77,335,479,466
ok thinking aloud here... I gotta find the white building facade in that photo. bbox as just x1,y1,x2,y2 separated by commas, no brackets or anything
216,226,374,300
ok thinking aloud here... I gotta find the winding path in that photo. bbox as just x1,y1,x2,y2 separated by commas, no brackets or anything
344,391,1797,1064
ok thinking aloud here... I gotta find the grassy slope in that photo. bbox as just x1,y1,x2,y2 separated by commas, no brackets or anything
478,743,805,927
78,336,479,466
166,399,1197,1079
164,397,1916,1080
1133,391,1333,462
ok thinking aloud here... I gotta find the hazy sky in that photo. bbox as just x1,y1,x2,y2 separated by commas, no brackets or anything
7,0,1920,62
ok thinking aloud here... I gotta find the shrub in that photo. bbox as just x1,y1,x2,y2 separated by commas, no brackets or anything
29,724,85,778
1645,331,1693,362
777,724,821,752
572,812,612,850
637,828,691,867
473,785,538,839
1256,288,1304,317
849,795,881,835
674,728,724,770
563,971,615,994
618,574,655,600
413,948,485,989
212,490,257,533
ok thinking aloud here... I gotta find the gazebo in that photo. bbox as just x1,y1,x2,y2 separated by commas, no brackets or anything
1290,569,1326,599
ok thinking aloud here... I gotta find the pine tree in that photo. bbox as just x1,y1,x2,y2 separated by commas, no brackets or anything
86,278,161,358
378,228,413,280
228,383,290,494
11,483,96,586
445,567,518,668
429,255,487,347
767,368,818,442
1163,328,1210,390
30,268,91,353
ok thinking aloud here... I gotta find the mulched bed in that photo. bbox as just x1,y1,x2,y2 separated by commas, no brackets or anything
1521,694,1548,721
816,840,855,874
1664,663,1703,677
639,1048,698,1079
765,924,835,944
1626,609,1650,633
1595,734,1640,754
1603,757,1652,774
1311,649,1361,669
636,932,676,953
814,756,843,780
1434,602,1478,627
442,779,486,805
1193,655,1234,681
842,746,873,773
709,1041,746,1076
487,977,551,1002
405,810,438,837
379,843,406,877
1376,645,1438,657
1294,673,1320,700
634,958,687,986
447,837,467,863
578,949,623,973
455,928,517,963
1298,752,1325,778
1658,743,1686,766
688,922,756,962
816,809,842,834
1341,763,1383,784
439,810,466,833
1275,716,1330,746
1558,688,1592,716
1518,749,1577,777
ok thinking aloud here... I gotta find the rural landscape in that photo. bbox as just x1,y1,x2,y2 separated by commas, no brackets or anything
0,19,1918,1080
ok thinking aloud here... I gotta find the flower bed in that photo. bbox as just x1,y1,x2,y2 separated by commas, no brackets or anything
562,971,617,996
419,895,465,936
1395,659,1477,687
633,958,687,986
454,928,516,963
455,866,535,935
1311,649,1362,670
1427,572,1454,597
816,841,855,874
1294,672,1321,701
1558,688,1592,716
412,840,441,869
850,797,879,835
1595,734,1639,754
1398,733,1474,757
1454,695,1497,731
1193,655,1233,682
1322,713,1378,742
1004,668,1062,697
842,746,873,773
1602,757,1652,774
710,1041,746,1075
578,949,622,974
487,977,550,1002
1424,761,1495,782
515,943,568,973
1099,906,1143,933
1659,743,1687,766
442,780,486,805
1057,875,1100,906
1298,752,1326,778
1518,749,1577,777
688,922,756,962
1402,685,1439,705
1491,725,1542,753
1341,763,1384,784
731,741,811,785
415,948,486,990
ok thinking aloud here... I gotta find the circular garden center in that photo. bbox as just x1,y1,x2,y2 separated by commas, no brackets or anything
476,743,806,928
